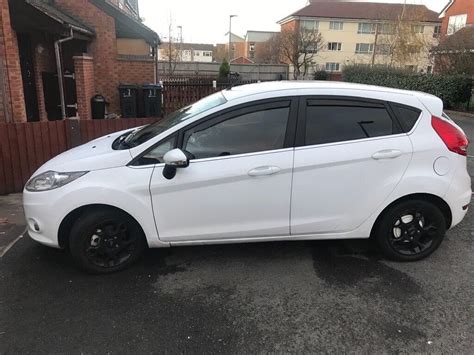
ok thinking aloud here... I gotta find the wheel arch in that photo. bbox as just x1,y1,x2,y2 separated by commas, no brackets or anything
57,204,148,249
370,193,453,239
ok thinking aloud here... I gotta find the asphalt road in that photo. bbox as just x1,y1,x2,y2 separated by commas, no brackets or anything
1,115,473,353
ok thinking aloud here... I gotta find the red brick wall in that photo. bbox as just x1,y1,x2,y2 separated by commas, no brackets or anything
0,0,26,122
31,34,56,121
74,55,95,119
55,0,121,114
117,58,154,84
441,0,474,36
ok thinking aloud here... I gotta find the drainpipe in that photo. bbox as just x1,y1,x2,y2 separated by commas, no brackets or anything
54,28,74,120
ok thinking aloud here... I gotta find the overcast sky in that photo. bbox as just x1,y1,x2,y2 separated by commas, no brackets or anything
138,0,447,44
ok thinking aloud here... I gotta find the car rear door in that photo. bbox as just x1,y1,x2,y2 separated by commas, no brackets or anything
290,96,413,235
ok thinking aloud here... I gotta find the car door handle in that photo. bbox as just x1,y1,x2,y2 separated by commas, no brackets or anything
372,149,403,160
248,166,281,177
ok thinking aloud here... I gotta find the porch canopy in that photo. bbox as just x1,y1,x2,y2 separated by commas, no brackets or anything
9,0,95,40
91,0,160,45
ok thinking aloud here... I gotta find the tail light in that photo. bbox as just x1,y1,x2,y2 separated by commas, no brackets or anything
431,116,469,156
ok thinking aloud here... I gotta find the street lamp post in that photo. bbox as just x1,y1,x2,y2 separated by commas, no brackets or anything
229,15,237,69
177,25,183,61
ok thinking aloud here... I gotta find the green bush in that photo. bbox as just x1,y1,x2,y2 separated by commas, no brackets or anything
313,70,329,81
219,59,230,78
342,65,472,108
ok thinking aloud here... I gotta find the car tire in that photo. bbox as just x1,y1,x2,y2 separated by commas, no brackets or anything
69,208,146,274
373,200,446,261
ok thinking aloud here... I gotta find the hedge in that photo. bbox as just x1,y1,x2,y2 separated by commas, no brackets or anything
342,65,472,108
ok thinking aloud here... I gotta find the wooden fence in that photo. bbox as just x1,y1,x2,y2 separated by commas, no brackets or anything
161,79,259,114
0,118,157,195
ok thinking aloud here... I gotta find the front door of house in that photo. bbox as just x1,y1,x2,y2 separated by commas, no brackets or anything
18,33,39,122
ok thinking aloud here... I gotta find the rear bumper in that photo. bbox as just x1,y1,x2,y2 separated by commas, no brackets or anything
444,160,471,229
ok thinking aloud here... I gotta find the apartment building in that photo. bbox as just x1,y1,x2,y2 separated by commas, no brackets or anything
278,1,441,76
158,43,214,63
244,30,279,62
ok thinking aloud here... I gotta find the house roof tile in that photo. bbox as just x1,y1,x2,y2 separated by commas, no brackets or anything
282,2,440,23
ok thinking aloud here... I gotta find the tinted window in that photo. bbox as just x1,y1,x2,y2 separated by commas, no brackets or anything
305,102,398,145
391,104,421,132
183,106,290,159
115,92,227,149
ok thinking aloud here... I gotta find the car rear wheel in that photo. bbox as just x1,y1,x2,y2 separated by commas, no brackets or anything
374,200,446,261
69,209,146,274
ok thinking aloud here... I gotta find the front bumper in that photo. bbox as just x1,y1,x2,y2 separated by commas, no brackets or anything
23,189,63,248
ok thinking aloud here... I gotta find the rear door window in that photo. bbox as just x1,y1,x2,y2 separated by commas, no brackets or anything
304,99,401,146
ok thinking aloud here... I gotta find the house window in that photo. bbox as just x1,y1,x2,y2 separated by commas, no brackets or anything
412,25,424,34
195,51,200,56
327,42,342,51
329,21,344,30
433,25,441,37
358,23,376,34
380,23,396,34
249,43,255,52
375,44,391,55
447,14,467,35
325,62,340,72
300,20,319,32
355,43,374,54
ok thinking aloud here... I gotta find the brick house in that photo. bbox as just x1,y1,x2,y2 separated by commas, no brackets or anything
435,0,474,74
0,0,159,123
439,0,474,36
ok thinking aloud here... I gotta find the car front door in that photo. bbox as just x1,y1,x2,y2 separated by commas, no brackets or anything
150,99,298,242
291,96,413,235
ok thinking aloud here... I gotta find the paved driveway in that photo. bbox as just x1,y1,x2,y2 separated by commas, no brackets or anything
1,114,473,353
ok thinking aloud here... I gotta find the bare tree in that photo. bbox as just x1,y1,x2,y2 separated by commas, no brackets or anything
277,27,324,79
160,41,180,75
373,6,433,68
256,34,282,64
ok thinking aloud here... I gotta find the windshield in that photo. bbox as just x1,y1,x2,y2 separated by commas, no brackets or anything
115,91,227,149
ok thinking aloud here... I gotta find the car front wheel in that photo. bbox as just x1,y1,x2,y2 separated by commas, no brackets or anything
374,200,447,261
69,208,146,274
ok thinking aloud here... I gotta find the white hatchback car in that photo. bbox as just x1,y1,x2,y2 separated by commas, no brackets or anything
24,82,471,273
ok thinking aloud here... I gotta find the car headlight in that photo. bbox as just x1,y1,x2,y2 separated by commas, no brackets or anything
26,171,88,192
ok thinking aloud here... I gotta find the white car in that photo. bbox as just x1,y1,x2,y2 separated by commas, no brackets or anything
23,82,471,273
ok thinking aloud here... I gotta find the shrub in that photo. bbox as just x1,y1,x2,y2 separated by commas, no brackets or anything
313,70,329,81
342,65,472,108
219,59,230,78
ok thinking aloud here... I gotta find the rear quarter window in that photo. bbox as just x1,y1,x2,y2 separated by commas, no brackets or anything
390,104,422,132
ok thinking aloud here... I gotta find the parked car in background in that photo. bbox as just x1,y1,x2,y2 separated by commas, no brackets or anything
23,82,471,273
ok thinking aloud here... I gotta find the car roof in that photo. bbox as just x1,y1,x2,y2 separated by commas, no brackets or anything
221,81,431,101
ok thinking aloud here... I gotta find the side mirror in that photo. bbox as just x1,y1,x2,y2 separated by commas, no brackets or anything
162,149,190,180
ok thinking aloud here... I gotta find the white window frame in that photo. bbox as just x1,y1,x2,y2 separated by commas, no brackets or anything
447,14,467,35
358,22,376,34
412,25,424,34
327,42,342,51
300,20,319,32
380,23,396,34
325,62,340,72
355,43,374,54
329,21,344,30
